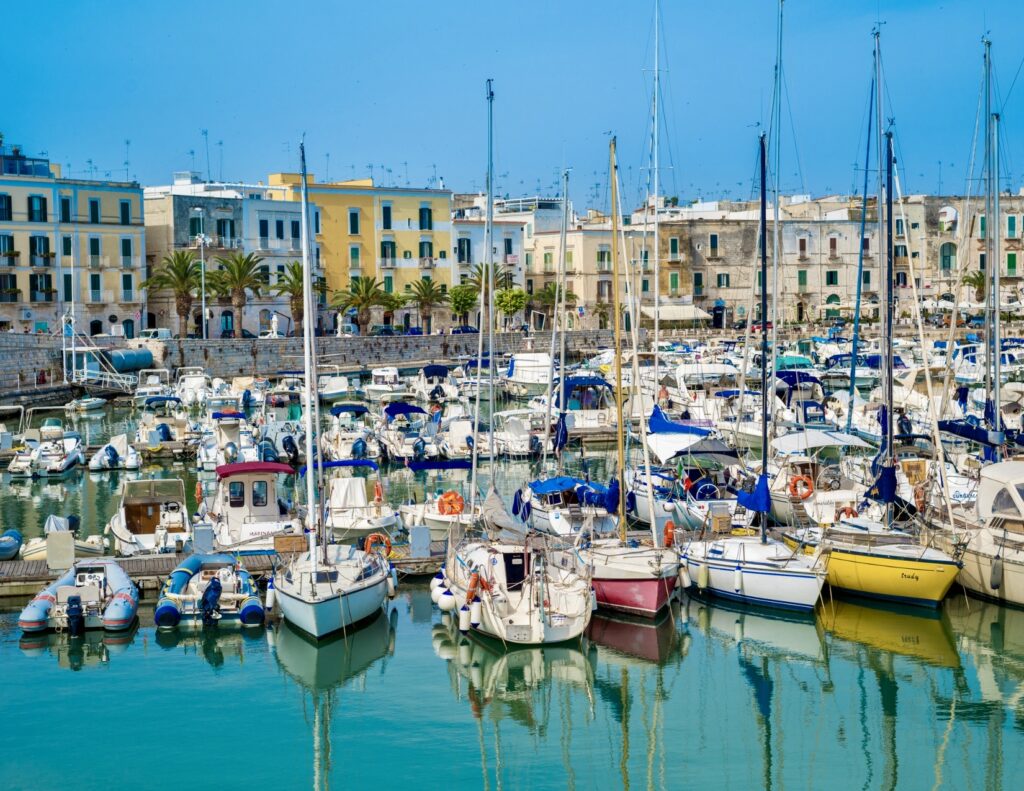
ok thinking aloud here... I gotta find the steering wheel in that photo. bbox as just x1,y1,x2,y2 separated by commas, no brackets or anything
693,482,721,502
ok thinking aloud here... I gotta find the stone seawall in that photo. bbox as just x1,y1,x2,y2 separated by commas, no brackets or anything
147,330,618,379
0,334,66,393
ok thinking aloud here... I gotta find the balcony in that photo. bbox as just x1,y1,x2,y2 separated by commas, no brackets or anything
121,257,134,269
378,257,397,269
0,289,19,303
1,251,20,264
121,290,139,303
90,255,102,269
797,283,810,293
90,289,114,303
419,257,434,269
30,290,56,303
30,254,54,268
259,237,269,250
707,248,720,260
190,234,242,250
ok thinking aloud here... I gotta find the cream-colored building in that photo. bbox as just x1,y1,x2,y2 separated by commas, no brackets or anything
0,142,145,336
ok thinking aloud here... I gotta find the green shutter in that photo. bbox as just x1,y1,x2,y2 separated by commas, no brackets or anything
797,270,807,286
1009,253,1017,274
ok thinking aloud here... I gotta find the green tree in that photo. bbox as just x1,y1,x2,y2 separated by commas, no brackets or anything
271,261,308,336
210,252,266,333
331,277,388,334
407,278,448,331
141,250,201,335
963,270,986,303
448,284,479,325
534,282,578,326
467,262,514,298
495,287,528,328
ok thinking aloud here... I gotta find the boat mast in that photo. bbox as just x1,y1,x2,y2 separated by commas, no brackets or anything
652,0,661,385
541,169,570,471
769,0,784,403
758,133,769,544
298,140,319,570
609,137,628,537
486,78,497,470
884,130,895,529
989,38,1002,460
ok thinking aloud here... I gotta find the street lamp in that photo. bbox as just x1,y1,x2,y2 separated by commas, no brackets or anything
192,207,208,339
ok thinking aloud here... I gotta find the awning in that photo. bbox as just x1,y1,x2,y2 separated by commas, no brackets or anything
641,305,711,322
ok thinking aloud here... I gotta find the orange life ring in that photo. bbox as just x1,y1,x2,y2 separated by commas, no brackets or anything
837,506,858,520
438,490,465,516
466,570,490,602
663,520,676,548
788,475,814,500
364,532,392,557
374,480,384,503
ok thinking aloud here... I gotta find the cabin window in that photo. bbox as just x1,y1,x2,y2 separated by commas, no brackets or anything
252,480,268,507
228,481,245,507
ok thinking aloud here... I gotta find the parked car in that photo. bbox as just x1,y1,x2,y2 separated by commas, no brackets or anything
750,321,774,332
967,315,985,329
370,325,396,337
220,329,256,339
139,328,172,340
450,325,479,334
336,322,359,337
404,326,424,336
731,319,747,330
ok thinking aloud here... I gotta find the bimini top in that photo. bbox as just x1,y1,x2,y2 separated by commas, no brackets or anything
529,475,583,495
299,459,379,476
384,402,427,420
145,396,182,407
215,461,294,479
330,404,369,416
422,364,450,379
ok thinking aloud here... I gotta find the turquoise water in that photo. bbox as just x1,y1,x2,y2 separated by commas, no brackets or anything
2,406,1023,789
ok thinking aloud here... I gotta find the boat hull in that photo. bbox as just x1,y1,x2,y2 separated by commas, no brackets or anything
591,575,677,617
276,575,388,639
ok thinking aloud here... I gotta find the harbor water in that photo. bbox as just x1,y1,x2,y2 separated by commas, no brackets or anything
1,408,1023,789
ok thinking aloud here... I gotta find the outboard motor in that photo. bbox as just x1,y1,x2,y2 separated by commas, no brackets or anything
67,515,82,537
155,423,173,442
103,444,119,469
242,389,252,408
223,442,239,464
897,413,913,437
281,435,300,467
430,384,444,401
258,440,279,463
352,438,367,460
65,594,85,638
529,434,542,456
200,577,223,627
413,438,427,461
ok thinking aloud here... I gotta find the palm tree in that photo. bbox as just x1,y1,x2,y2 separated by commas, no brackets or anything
534,282,578,326
211,252,266,334
467,262,514,297
141,250,201,335
271,261,307,335
963,270,986,303
407,279,448,331
331,277,388,334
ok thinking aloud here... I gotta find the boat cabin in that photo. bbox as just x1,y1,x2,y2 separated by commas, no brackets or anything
118,479,189,543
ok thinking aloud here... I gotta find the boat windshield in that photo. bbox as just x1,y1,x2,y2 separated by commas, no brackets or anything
990,484,1024,519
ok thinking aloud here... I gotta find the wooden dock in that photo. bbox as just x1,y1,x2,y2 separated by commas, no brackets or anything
0,553,275,599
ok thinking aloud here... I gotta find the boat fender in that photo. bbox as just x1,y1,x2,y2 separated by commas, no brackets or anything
697,562,709,590
438,588,457,612
679,563,692,589
431,583,447,604
470,601,482,627
200,577,223,626
389,566,398,598
991,556,1004,591
265,577,277,612
429,572,445,591
733,565,742,593
66,594,85,638
458,605,471,632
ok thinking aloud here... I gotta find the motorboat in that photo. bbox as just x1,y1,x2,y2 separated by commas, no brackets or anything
491,409,546,458
19,558,138,633
398,460,478,541
502,352,553,398
154,554,264,629
319,460,401,543
436,415,478,460
523,475,619,537
317,366,357,403
105,477,191,557
65,397,106,414
376,401,440,463
321,404,379,461
364,366,407,403
174,366,211,408
135,396,194,446
20,515,106,561
195,461,300,554
411,364,460,403
88,434,141,471
528,376,618,441
8,419,84,478
196,409,258,472
132,368,173,408
0,528,23,560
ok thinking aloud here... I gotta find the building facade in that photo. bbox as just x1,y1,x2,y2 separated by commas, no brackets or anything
0,142,145,336
145,173,325,336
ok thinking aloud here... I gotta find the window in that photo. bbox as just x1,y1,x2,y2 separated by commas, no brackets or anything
597,248,611,269
28,195,47,222
669,237,679,259
862,270,871,286
0,234,12,261
252,481,268,508
418,205,433,230
29,272,53,301
504,238,513,257
0,194,11,221
314,211,320,234
980,253,987,271
940,242,956,271
384,275,393,293
526,279,534,294
708,233,719,256
797,269,807,287
894,244,908,259
457,238,472,263
895,271,908,287
0,272,17,300
1009,216,1018,239
382,204,392,230
895,218,904,236
216,218,236,240
829,237,838,257
525,252,533,268
419,240,433,259
29,235,50,266
438,249,446,259
62,273,72,301
275,219,284,240
862,236,870,254
669,272,679,291
189,216,202,237
543,251,553,268
717,273,730,288
757,270,764,287
1009,252,1018,276
980,215,986,239
89,237,101,266
89,273,101,299
60,197,71,223
642,278,650,293
826,270,839,286
89,198,100,224
62,235,72,257
228,481,245,507
122,272,133,300
380,240,396,260
403,250,412,259
349,245,361,268
120,200,131,225
798,237,807,256
258,219,269,245
121,238,132,267
565,250,574,265
291,220,300,241
693,272,704,294
348,209,360,235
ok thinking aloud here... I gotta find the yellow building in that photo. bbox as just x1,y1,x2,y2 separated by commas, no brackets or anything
267,174,453,322
0,142,145,335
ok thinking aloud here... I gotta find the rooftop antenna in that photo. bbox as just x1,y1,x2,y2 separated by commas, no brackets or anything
401,161,409,186
123,139,131,181
325,152,330,181
201,129,211,181
367,163,374,182
217,140,224,181
430,164,438,188
86,158,95,178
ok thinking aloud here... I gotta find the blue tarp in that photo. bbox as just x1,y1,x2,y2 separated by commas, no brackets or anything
737,473,771,513
407,459,472,471
866,466,898,504
465,357,490,369
713,389,761,398
864,354,906,370
775,370,822,388
211,411,244,420
331,404,369,416
384,402,427,419
422,365,449,379
554,412,568,452
648,405,712,436
299,459,379,476
530,475,582,495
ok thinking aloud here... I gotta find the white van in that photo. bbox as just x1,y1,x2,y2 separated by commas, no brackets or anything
139,328,173,340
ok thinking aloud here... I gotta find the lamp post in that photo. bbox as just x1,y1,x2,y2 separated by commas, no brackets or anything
192,207,207,339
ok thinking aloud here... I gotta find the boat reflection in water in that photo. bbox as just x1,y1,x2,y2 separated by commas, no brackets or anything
273,608,397,789
586,603,683,664
155,624,266,670
19,621,139,671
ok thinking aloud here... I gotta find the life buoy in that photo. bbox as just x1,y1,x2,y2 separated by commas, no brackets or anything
364,532,392,557
374,480,384,503
663,520,676,548
913,484,927,513
466,571,491,603
438,490,465,516
837,506,858,520
789,475,814,500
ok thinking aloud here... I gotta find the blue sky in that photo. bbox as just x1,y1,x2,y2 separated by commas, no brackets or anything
5,1,1023,206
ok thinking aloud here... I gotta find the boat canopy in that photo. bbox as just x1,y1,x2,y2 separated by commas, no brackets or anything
300,459,379,476
422,365,449,379
713,389,761,398
385,402,427,420
276,370,306,376
211,411,244,420
330,404,369,416
216,461,294,479
665,438,740,468
123,478,187,503
978,461,1024,520
529,475,583,495
145,396,182,407
771,429,872,455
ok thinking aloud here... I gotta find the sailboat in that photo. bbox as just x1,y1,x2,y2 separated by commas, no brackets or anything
274,141,393,639
681,133,827,613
